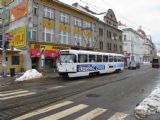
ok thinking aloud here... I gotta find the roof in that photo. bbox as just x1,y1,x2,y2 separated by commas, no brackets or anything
61,49,124,56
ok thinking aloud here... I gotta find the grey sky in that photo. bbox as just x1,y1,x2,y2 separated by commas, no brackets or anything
59,0,160,50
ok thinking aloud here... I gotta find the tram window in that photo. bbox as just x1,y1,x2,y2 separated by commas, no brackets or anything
97,55,102,62
114,56,117,62
60,54,76,63
103,55,108,62
109,56,113,62
89,55,96,62
78,54,88,63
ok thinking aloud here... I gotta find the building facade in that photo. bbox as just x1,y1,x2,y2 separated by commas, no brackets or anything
119,27,144,65
137,29,157,63
97,9,123,53
1,0,98,73
72,3,123,54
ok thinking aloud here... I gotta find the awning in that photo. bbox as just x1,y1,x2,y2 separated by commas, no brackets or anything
30,49,60,58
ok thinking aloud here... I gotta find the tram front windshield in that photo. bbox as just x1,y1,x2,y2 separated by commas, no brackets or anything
60,54,76,63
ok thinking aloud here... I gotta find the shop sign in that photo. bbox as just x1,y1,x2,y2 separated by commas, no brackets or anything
30,43,70,50
9,26,26,48
10,0,28,22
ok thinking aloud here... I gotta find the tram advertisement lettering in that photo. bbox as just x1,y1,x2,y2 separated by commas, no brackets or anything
77,64,105,72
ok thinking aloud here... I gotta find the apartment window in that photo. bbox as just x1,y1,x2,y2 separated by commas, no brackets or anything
74,17,82,27
99,28,103,36
86,37,92,47
124,35,126,41
119,35,122,41
44,6,54,19
43,27,54,43
60,12,70,23
83,20,91,29
120,45,122,52
107,43,110,50
12,56,20,65
107,31,111,39
59,30,69,44
33,4,38,16
99,41,103,50
32,27,37,41
74,34,82,46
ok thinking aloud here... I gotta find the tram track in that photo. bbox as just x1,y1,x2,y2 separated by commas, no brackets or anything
0,65,153,119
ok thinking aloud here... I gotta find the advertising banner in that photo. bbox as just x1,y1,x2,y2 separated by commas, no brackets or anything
9,26,26,48
10,0,28,22
77,64,105,72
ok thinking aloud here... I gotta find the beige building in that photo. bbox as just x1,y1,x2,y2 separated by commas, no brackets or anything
72,3,123,54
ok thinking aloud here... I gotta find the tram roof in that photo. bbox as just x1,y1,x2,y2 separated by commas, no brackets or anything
60,49,124,56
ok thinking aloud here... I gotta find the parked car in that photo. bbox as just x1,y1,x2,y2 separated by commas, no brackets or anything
152,58,159,68
128,60,137,70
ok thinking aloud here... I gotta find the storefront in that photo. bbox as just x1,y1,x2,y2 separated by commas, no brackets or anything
30,43,70,72
0,48,24,74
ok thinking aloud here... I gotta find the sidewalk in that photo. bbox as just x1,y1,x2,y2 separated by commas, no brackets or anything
0,72,60,89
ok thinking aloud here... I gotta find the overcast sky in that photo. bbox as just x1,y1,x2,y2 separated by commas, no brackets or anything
59,0,160,50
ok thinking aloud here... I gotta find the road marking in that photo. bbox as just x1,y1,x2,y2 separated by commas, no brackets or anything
13,101,73,120
0,90,31,97
40,104,88,120
75,107,107,120
47,86,65,90
108,112,128,120
0,92,36,100
0,89,24,94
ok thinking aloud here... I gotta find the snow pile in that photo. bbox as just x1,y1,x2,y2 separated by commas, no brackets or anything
134,87,160,119
15,69,42,81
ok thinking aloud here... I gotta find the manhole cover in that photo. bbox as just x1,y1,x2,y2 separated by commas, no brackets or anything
86,93,100,98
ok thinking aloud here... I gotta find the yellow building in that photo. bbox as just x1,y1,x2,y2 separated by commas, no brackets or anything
0,49,24,74
2,0,98,73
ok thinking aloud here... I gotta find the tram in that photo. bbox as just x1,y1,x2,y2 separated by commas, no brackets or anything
57,49,124,78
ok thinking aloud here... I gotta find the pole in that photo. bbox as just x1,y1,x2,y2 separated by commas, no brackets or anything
2,0,7,77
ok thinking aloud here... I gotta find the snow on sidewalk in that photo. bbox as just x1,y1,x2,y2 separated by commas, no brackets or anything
134,86,160,119
15,69,42,82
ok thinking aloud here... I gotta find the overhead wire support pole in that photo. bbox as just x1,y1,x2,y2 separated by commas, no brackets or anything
2,0,7,78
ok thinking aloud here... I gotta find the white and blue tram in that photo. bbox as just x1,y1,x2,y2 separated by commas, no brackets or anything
57,49,124,78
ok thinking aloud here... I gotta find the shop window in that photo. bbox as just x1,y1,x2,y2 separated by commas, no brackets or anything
12,56,20,65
